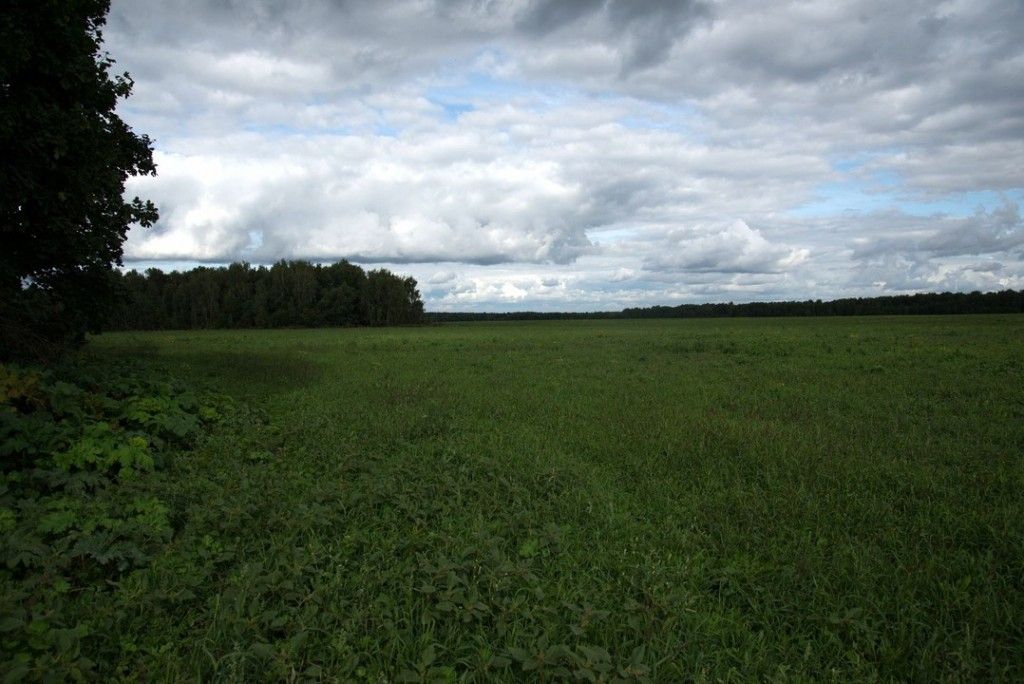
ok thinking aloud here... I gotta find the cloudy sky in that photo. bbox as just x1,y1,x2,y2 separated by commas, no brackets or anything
107,0,1024,311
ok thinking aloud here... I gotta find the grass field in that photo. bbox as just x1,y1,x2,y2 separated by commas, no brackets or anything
80,316,1023,680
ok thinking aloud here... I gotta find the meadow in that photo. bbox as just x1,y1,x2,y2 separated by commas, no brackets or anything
16,316,1024,680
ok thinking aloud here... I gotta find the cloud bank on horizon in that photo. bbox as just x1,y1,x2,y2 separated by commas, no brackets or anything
107,0,1024,311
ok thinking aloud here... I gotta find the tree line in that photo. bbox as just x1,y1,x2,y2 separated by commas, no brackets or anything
106,260,424,330
427,289,1024,322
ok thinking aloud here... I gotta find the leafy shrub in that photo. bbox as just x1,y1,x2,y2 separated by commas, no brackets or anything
0,362,228,678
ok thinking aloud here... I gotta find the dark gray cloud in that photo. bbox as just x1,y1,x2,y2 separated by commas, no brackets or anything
606,0,710,73
516,0,604,36
852,201,1024,260
514,0,711,73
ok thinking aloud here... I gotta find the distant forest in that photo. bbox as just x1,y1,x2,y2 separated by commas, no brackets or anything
428,289,1024,322
106,261,424,330
106,264,1023,331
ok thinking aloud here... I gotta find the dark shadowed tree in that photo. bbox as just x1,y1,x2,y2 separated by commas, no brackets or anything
0,0,157,359
106,261,425,330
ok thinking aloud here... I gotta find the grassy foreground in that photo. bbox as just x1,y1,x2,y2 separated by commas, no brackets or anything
80,316,1022,680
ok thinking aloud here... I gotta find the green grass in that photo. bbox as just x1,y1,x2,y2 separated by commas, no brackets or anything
76,316,1024,680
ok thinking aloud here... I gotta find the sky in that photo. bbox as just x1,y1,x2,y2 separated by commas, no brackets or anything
105,0,1024,311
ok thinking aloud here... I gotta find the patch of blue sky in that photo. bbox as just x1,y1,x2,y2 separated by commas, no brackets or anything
587,226,640,245
427,71,530,103
869,169,901,187
245,230,264,250
829,148,904,172
616,99,702,137
832,158,862,172
793,155,1021,217
424,77,492,123
789,182,1023,218
439,101,475,120
787,182,902,216
427,59,699,133
425,66,578,117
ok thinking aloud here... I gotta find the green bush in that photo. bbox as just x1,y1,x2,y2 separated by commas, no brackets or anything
0,362,228,678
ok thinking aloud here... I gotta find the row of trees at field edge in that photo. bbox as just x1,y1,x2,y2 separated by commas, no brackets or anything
427,289,1024,322
619,290,1024,318
106,261,424,330
107,266,1021,331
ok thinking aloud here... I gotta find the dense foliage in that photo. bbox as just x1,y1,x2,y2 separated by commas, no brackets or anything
0,0,158,359
0,362,232,678
429,289,1024,322
106,260,425,330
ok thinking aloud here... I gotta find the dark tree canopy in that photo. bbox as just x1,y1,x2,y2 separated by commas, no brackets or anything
106,261,425,330
1,0,157,359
